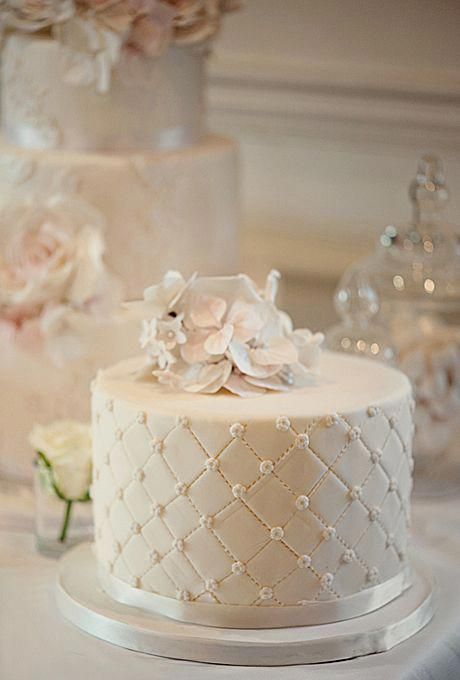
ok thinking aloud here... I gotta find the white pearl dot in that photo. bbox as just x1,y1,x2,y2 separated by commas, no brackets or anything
200,515,214,529
386,533,395,547
175,482,187,496
324,414,339,427
349,486,362,501
136,411,146,424
173,539,184,552
321,572,334,588
367,567,379,583
232,484,246,499
270,526,284,541
260,460,274,475
389,478,398,492
367,405,378,417
205,578,218,593
297,554,311,569
275,416,291,432
133,468,145,482
348,426,361,441
322,526,336,541
176,589,190,601
259,586,273,601
342,549,355,563
205,457,219,471
371,449,382,463
131,522,141,535
149,549,160,564
295,494,310,510
369,507,380,522
295,433,310,449
229,422,245,438
151,439,164,453
231,561,246,576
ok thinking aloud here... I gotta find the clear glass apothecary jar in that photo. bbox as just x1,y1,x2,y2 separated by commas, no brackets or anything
327,156,460,495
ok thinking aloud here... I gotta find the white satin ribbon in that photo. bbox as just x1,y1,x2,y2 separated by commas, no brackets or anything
5,122,197,152
99,566,412,629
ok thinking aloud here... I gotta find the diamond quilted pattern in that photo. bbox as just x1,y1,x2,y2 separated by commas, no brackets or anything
215,504,268,561
248,476,296,527
188,469,234,516
219,438,262,486
249,540,295,586
162,428,207,483
309,474,350,524
276,447,327,495
92,387,413,608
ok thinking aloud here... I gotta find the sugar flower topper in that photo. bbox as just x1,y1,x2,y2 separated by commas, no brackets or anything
125,271,324,396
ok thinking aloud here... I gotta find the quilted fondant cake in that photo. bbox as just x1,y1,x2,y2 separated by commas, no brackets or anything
91,272,414,628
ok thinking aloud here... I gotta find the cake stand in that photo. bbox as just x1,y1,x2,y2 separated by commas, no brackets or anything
56,543,434,666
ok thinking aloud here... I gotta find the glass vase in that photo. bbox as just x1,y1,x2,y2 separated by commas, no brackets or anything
34,461,93,557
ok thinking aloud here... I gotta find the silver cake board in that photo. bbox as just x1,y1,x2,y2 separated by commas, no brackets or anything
56,543,434,666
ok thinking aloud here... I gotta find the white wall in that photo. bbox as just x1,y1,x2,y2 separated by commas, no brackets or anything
208,0,460,327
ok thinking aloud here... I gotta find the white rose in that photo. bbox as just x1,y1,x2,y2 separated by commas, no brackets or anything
29,419,92,500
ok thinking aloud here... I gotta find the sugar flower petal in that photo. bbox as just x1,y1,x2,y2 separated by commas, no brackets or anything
204,322,233,355
190,294,226,329
252,336,298,366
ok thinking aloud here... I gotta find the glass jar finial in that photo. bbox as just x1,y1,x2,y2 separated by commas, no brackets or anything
409,154,450,230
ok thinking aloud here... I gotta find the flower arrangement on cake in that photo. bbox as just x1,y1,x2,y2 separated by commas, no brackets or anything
125,269,325,396
0,194,122,365
0,0,238,91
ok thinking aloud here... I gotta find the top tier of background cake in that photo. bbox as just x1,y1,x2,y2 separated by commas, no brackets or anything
1,1,236,152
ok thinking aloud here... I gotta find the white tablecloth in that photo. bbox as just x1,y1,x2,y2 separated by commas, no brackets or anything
1,483,460,680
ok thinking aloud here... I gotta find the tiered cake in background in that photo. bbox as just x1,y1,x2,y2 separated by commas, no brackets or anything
0,1,239,480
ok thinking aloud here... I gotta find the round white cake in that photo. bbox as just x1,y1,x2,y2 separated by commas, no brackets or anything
91,351,414,628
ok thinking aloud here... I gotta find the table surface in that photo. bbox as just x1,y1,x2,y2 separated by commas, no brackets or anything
1,481,460,680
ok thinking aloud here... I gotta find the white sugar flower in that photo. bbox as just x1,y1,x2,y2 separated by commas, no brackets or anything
133,271,323,397
125,270,192,320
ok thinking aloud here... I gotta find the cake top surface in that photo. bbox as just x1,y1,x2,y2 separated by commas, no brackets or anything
95,351,411,420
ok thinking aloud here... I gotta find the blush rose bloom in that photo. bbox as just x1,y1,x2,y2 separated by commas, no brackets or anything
0,195,115,328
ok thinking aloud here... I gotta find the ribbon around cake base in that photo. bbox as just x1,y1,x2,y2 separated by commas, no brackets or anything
99,565,412,629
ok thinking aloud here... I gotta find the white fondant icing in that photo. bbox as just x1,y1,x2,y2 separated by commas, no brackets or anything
2,35,204,152
91,350,413,623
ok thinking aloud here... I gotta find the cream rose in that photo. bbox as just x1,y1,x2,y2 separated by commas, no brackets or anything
29,419,92,501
